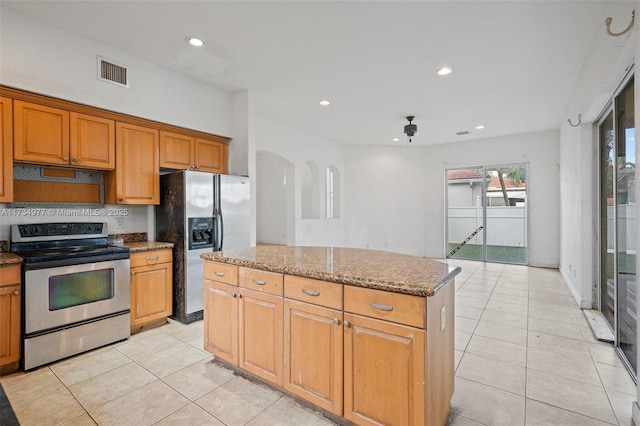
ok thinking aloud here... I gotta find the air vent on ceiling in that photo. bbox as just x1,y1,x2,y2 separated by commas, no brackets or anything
456,131,470,135
97,56,129,87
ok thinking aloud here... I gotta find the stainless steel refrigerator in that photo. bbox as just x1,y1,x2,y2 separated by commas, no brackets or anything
156,170,250,323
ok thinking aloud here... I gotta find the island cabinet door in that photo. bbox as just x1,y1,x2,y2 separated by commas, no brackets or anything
203,280,239,365
343,313,426,426
238,288,283,386
283,299,343,416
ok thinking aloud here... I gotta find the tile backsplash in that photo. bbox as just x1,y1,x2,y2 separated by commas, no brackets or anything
0,204,153,242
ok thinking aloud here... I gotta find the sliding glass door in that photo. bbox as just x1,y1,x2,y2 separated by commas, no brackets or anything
446,163,529,264
598,74,636,378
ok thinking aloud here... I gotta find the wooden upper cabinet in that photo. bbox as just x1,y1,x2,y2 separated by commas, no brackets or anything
13,100,69,165
160,131,227,174
160,131,194,170
195,138,227,173
0,97,13,203
105,122,159,205
13,101,115,170
70,112,115,170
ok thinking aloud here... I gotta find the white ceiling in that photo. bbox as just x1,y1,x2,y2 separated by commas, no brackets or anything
1,1,635,146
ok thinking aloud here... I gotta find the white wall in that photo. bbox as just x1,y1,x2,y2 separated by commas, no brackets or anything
1,7,232,136
0,7,236,241
255,116,345,247
344,145,428,256
424,130,560,266
344,131,559,262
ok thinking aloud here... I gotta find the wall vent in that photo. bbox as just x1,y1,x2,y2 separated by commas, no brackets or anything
97,56,129,87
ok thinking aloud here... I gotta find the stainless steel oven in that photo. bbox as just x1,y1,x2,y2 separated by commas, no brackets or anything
11,222,131,370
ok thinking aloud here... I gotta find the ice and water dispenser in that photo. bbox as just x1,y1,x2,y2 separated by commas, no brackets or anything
188,217,214,250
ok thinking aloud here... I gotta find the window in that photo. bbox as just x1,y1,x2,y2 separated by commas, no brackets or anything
325,166,341,219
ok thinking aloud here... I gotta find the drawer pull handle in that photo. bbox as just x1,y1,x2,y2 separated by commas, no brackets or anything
302,289,320,297
333,318,340,325
145,255,159,261
214,272,225,277
13,290,20,296
252,279,267,285
343,320,351,328
369,302,394,312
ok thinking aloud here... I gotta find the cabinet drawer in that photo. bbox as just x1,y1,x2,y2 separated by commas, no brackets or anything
344,286,425,328
240,267,283,296
0,265,21,286
204,262,238,286
130,249,172,268
284,276,342,310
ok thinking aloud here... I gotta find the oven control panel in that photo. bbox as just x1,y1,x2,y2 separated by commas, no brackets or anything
12,222,107,241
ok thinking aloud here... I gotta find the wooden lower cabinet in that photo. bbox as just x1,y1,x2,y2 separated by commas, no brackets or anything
239,288,283,385
130,250,172,329
203,274,284,387
204,279,239,364
0,265,21,367
203,261,455,425
343,313,426,426
284,299,343,415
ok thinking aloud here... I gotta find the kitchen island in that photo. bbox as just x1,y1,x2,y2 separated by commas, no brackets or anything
201,246,460,426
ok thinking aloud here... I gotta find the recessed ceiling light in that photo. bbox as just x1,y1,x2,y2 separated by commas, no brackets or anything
475,125,485,130
186,36,204,47
319,100,331,106
436,67,452,76
392,138,400,142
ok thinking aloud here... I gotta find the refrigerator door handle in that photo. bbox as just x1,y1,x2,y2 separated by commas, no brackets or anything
218,209,224,250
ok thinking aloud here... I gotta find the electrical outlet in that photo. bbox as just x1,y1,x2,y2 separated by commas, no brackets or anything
115,217,124,230
441,306,446,330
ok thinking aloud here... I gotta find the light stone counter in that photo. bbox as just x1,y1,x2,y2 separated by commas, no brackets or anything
111,241,174,253
200,245,460,296
0,252,22,266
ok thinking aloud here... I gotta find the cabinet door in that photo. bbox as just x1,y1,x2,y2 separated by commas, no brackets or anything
343,313,425,426
204,280,239,364
108,122,159,204
13,100,69,165
70,112,115,170
0,97,13,203
130,262,172,326
194,138,226,173
284,299,343,415
0,266,21,366
160,131,194,170
239,288,283,386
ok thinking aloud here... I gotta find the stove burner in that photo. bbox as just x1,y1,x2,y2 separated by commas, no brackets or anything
10,222,130,267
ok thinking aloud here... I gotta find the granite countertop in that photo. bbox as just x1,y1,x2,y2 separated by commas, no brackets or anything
0,252,22,266
201,246,460,297
112,241,174,253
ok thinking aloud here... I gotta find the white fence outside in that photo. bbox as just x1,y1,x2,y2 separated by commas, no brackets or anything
608,204,637,253
448,206,527,247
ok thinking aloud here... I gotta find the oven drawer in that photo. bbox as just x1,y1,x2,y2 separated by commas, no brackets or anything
24,258,130,334
130,249,172,268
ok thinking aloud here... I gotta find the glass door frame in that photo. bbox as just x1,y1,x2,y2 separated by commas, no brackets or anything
444,162,530,265
595,67,636,381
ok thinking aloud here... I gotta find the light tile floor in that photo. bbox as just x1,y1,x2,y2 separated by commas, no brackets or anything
1,260,637,425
